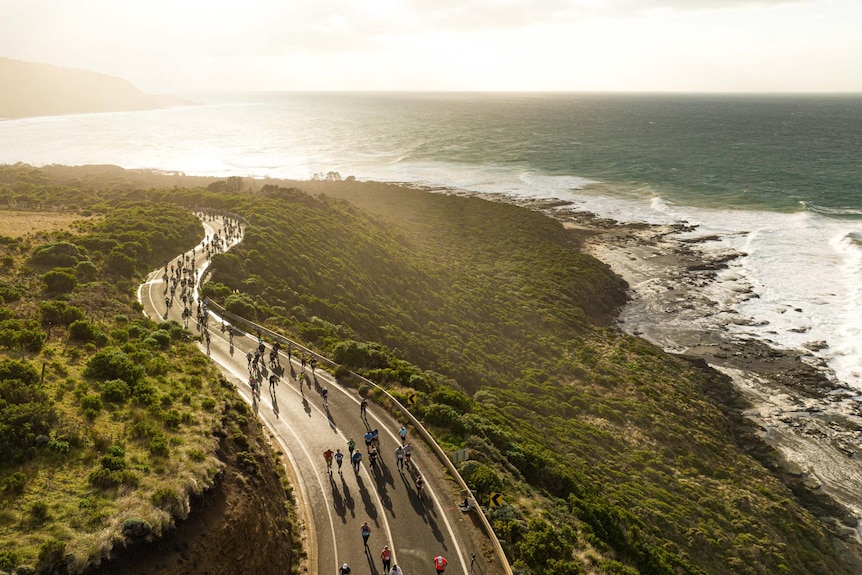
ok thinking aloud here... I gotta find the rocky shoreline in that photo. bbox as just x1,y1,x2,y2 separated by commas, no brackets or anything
476,195,862,555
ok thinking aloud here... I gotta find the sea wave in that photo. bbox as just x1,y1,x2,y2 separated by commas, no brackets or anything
800,201,862,218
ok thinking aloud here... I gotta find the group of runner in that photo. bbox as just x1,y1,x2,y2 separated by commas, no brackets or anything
338,545,447,574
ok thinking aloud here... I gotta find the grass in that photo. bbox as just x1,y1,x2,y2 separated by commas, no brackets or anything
0,208,97,238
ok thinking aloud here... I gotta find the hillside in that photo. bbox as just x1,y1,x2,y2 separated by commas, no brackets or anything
2,163,862,574
0,171,298,574
0,58,189,119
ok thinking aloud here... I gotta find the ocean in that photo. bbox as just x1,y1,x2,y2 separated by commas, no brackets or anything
2,92,861,388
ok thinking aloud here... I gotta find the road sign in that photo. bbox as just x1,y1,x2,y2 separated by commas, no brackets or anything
489,492,504,508
451,448,470,464
406,391,417,407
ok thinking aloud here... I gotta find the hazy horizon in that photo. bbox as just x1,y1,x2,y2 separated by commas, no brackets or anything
1,0,860,94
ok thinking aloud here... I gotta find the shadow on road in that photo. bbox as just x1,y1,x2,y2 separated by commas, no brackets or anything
356,475,378,522
341,474,356,518
330,475,347,522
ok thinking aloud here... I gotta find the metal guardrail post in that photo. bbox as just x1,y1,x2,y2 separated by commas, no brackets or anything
204,300,512,574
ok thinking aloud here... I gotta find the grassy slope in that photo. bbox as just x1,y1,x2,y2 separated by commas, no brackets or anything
195,180,857,575
0,166,297,573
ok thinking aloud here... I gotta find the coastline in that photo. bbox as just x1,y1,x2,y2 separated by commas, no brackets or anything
492,195,862,546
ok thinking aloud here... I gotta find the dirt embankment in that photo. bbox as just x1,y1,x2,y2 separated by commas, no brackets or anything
84,402,299,575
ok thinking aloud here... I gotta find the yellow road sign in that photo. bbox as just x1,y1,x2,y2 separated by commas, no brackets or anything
489,492,504,508
406,392,417,407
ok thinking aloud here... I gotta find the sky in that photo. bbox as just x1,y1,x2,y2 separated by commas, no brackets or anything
1,0,860,93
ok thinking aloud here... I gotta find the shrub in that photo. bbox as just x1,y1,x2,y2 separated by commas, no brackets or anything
80,394,102,417
162,409,182,430
187,448,206,462
423,403,466,434
148,329,172,348
30,241,83,267
201,397,216,411
75,260,98,282
0,549,20,571
42,269,78,293
224,293,257,319
84,347,145,385
69,319,99,342
149,433,170,457
29,500,49,523
121,518,152,539
431,387,473,413
461,462,503,500
39,300,85,327
151,487,184,516
101,379,131,404
0,282,23,303
2,471,27,494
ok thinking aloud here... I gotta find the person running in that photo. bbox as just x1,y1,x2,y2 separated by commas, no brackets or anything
300,354,307,370
321,386,329,408
398,425,407,444
434,554,448,574
334,448,344,475
351,450,362,472
269,374,278,392
310,356,317,373
361,521,371,547
403,443,413,467
339,564,351,575
323,448,334,474
360,398,368,418
380,545,392,572
388,566,402,575
394,445,405,470
369,448,378,470
416,475,425,498
364,430,374,450
347,437,355,457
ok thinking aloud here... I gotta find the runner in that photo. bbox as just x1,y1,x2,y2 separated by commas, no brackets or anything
360,397,368,419
334,448,344,475
323,448,334,475
361,521,371,547
339,563,351,575
347,437,355,456
351,450,362,472
403,443,413,468
388,566,402,575
434,554,448,574
415,475,425,498
394,445,405,470
380,545,392,572
321,386,329,408
398,425,407,444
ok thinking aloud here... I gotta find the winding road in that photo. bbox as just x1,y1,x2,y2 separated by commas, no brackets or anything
138,213,505,575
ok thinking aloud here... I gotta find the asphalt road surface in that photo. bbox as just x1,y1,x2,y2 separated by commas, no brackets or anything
138,214,499,575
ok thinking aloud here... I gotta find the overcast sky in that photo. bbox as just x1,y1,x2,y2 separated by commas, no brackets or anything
1,0,860,93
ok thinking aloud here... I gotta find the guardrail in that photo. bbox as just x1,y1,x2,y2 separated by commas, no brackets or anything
204,299,513,574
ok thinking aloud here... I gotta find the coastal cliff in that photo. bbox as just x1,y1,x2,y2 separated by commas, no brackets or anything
0,58,189,119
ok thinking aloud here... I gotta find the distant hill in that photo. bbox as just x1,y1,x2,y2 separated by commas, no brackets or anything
0,57,192,119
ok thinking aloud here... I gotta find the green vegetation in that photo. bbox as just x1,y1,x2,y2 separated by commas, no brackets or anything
197,180,853,575
0,171,282,573
0,164,857,574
